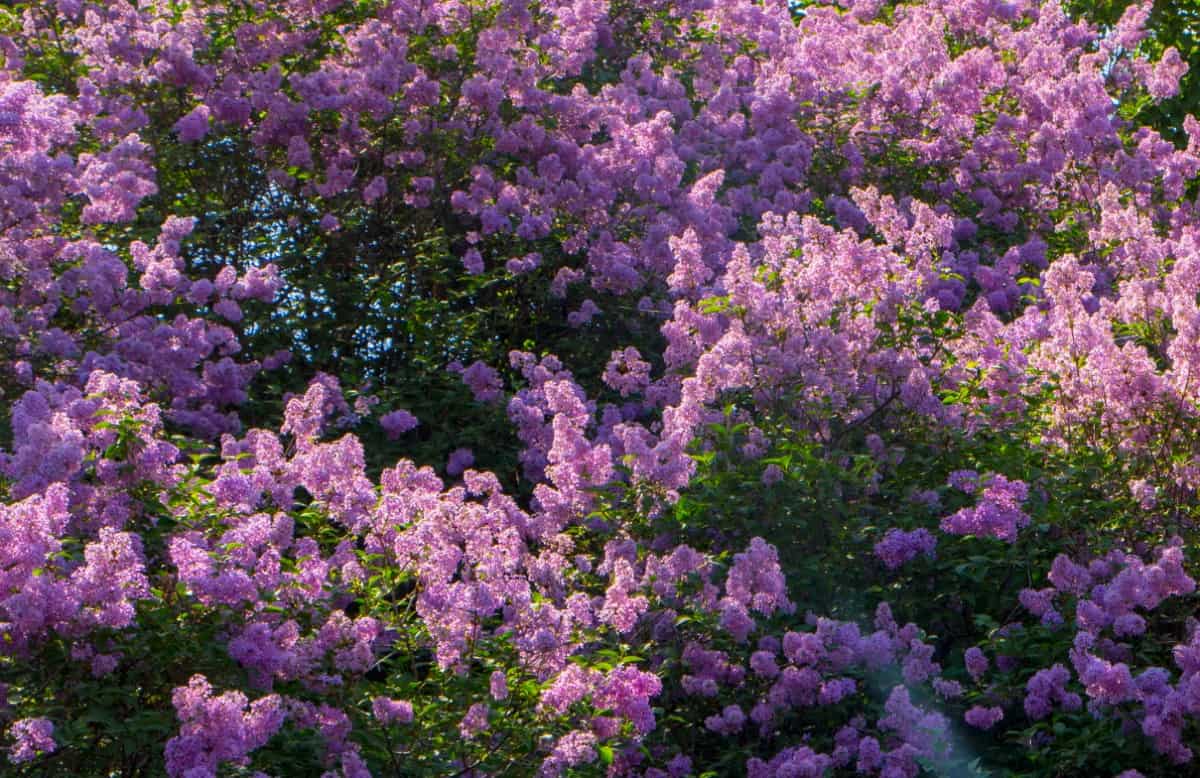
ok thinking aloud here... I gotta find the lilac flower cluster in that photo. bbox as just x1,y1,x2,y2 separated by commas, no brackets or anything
164,676,285,777
675,599,972,776
967,542,1200,762
7,719,54,764
873,528,938,570
940,473,1031,542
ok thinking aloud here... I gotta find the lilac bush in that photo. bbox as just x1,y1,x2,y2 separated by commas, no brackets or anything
1,0,1199,775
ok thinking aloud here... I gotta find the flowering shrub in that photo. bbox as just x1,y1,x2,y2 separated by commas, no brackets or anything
1,0,1199,775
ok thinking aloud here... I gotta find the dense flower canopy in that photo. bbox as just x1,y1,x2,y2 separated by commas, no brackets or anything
1,0,1199,775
